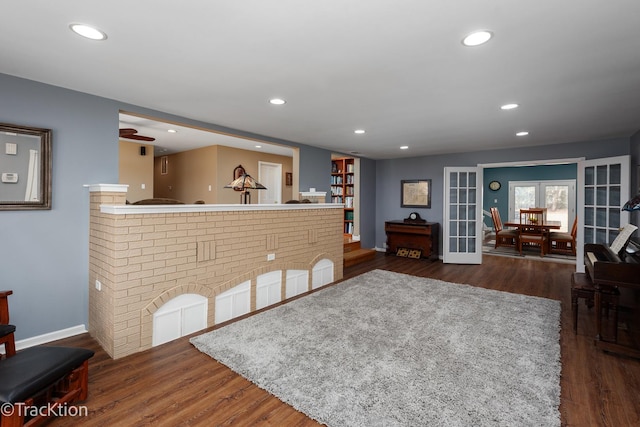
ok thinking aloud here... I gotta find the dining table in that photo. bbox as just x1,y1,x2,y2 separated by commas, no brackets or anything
503,219,562,255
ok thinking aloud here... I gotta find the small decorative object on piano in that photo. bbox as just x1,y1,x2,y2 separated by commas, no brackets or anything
404,212,426,223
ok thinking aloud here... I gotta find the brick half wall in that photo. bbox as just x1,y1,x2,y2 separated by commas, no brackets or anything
88,184,344,359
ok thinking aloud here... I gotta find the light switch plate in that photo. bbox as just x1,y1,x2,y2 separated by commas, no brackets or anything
1,173,18,183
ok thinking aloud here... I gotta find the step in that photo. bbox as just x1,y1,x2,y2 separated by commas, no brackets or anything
344,248,377,267
343,235,361,253
344,240,361,253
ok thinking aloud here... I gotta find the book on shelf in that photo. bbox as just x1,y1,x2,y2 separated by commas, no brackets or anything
344,222,354,234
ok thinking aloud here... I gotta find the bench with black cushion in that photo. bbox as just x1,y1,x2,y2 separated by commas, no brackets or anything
0,346,94,427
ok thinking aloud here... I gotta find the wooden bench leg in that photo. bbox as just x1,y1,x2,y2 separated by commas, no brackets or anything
1,408,25,427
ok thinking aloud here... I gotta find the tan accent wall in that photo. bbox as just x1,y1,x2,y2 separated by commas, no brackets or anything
153,145,293,204
216,145,293,204
88,189,343,359
154,145,218,203
119,140,154,202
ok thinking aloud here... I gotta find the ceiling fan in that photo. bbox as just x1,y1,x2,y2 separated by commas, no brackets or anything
119,128,155,142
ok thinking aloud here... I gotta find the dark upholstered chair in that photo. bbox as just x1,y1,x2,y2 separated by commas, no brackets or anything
132,198,185,205
490,207,519,249
0,290,94,426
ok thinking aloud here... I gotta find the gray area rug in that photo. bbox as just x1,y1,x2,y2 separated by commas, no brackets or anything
191,269,561,426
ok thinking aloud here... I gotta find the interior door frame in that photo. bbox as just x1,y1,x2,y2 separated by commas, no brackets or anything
478,156,584,263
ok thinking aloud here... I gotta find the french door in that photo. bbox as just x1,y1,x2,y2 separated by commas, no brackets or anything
443,167,482,264
576,155,630,272
508,180,576,232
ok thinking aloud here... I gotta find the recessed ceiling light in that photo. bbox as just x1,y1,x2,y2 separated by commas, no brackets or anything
269,98,286,105
516,131,529,136
69,23,107,41
501,103,519,110
255,145,262,148
354,129,365,134
167,129,177,133
462,30,493,47
400,146,409,150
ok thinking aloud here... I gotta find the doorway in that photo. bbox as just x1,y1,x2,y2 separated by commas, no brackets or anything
258,161,282,204
508,180,576,232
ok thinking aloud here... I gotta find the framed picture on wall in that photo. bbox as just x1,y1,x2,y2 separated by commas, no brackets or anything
285,172,293,186
401,179,431,208
160,156,168,175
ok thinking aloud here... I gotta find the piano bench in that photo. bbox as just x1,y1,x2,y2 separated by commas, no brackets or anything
571,272,620,334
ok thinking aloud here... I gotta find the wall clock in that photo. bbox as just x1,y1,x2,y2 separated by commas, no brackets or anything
489,180,501,191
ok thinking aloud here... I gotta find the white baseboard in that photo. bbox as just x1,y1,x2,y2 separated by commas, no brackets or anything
14,324,87,352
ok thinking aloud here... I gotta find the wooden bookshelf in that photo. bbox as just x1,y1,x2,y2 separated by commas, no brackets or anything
331,157,355,235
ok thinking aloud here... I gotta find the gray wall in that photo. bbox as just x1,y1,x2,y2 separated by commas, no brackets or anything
1,74,119,340
358,157,377,249
375,138,632,252
1,73,374,340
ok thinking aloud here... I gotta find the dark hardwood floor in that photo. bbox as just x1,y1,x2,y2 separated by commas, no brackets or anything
45,253,640,426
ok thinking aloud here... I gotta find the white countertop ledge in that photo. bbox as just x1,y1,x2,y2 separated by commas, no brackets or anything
100,203,344,214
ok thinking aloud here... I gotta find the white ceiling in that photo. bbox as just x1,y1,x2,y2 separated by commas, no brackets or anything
2,1,640,160
118,113,295,157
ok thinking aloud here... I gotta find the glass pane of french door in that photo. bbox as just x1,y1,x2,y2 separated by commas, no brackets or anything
514,185,536,219
544,185,570,232
583,160,625,244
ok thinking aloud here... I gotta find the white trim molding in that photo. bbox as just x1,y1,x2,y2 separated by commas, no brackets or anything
5,324,88,354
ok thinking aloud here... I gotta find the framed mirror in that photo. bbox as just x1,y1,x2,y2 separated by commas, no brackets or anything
0,123,52,210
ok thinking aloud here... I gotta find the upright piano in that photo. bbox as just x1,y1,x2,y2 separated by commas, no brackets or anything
584,241,640,357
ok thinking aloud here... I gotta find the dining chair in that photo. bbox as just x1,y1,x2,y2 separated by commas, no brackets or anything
519,208,546,226
519,227,548,256
517,211,548,257
490,207,519,249
550,217,578,255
